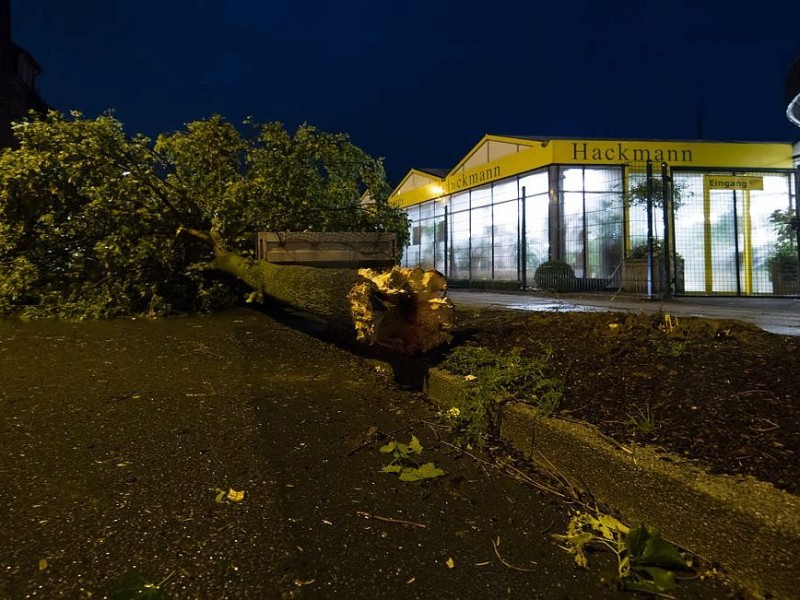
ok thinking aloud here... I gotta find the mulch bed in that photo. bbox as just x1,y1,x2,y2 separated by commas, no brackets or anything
446,309,800,495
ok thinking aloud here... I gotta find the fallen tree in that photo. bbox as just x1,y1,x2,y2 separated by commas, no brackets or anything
2,111,450,351
180,227,454,353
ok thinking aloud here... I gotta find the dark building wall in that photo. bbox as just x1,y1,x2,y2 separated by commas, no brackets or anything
0,0,47,148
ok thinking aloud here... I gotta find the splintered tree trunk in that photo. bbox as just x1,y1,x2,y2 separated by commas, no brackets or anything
208,250,454,354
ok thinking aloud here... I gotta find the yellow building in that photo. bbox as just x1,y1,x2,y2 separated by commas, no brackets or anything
392,135,799,296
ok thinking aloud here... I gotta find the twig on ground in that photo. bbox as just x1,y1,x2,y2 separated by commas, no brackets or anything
532,450,580,501
156,570,176,588
749,418,779,432
492,536,536,571
419,418,450,443
439,440,568,499
539,518,555,533
356,511,426,528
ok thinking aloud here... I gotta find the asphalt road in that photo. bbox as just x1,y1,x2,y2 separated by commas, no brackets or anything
448,290,800,337
0,309,729,599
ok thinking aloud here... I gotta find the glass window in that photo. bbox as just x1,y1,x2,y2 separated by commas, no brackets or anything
471,204,493,279
493,179,518,203
493,199,518,280
451,192,470,213
471,185,492,208
519,171,548,196
559,167,623,281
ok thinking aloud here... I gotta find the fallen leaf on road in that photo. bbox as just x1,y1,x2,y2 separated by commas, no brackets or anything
227,489,245,502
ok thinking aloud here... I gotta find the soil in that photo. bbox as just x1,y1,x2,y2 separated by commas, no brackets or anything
443,309,800,496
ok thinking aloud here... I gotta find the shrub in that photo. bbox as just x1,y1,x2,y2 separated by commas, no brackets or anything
534,260,576,293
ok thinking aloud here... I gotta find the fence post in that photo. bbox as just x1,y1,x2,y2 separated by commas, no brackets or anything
443,205,449,278
661,162,672,299
646,161,654,299
794,167,800,282
521,185,527,290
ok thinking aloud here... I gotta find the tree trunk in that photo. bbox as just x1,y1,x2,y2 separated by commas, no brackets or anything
207,250,454,354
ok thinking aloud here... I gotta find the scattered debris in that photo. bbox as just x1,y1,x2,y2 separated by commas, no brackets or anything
491,536,536,572
355,511,426,529
379,435,445,481
553,511,692,594
212,488,245,503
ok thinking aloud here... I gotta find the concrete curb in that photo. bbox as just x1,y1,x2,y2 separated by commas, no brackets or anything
424,368,800,600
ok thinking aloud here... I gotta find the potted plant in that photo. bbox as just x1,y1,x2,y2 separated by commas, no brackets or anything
623,176,687,294
622,239,684,294
767,209,800,295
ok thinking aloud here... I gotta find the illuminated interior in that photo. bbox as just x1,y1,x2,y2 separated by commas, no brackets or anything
393,136,798,296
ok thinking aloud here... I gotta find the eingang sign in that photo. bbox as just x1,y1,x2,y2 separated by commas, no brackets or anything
704,175,764,190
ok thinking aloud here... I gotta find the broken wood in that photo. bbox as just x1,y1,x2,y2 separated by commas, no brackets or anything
182,229,454,353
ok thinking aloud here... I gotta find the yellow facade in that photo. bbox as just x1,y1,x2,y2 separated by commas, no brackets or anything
391,136,794,207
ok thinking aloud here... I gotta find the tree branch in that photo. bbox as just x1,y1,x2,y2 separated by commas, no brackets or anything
176,226,225,255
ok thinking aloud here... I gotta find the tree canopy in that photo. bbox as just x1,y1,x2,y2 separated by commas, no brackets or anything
0,110,408,318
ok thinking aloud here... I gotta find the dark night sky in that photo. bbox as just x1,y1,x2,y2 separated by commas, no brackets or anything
11,0,800,184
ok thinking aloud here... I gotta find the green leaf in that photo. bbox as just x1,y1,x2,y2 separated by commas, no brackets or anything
598,514,628,537
381,464,402,473
408,435,423,455
379,441,397,454
625,524,649,559
625,566,677,593
631,526,689,570
398,462,445,481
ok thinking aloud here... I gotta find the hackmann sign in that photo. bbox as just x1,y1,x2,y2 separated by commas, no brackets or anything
443,142,697,193
445,165,502,193
571,142,694,164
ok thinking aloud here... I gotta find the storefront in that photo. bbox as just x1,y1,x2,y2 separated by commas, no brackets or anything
392,136,799,296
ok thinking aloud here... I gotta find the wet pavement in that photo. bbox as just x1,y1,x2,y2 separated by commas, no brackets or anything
0,309,730,599
448,290,800,337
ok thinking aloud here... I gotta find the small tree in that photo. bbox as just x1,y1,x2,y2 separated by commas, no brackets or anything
626,175,688,264
627,177,687,212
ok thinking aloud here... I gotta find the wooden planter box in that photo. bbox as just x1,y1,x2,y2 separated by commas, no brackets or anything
770,265,800,295
622,257,684,294
256,232,396,268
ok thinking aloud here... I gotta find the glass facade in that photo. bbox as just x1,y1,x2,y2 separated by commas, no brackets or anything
672,170,797,295
401,159,798,296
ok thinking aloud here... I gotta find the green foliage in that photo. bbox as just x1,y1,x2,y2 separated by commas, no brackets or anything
554,511,692,595
533,260,576,293
767,208,799,279
0,110,408,318
440,345,563,446
0,110,194,318
626,404,656,435
656,339,686,359
379,435,445,481
628,177,687,211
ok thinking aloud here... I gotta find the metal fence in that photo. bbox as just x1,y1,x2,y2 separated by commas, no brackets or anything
402,163,800,297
